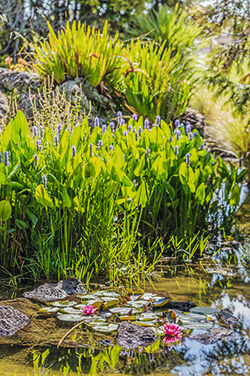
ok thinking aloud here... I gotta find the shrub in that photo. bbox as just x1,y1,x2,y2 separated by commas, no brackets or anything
0,111,245,279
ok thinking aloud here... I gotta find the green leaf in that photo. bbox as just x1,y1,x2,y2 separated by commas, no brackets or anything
0,200,12,221
35,185,54,208
195,183,205,205
15,219,29,231
230,185,240,206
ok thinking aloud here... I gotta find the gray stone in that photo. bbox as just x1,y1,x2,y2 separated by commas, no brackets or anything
117,321,158,349
0,305,29,337
0,92,9,120
216,308,241,327
23,279,87,302
0,68,40,93
190,327,233,345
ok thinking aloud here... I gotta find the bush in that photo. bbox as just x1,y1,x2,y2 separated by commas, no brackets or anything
0,111,246,280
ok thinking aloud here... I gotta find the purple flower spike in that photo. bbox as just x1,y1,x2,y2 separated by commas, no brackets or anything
156,115,161,125
94,117,100,127
239,157,242,167
132,127,136,133
194,132,198,137
57,123,62,135
109,122,115,132
168,136,173,142
72,145,76,157
120,118,126,126
102,125,107,135
127,125,132,132
109,144,114,151
32,126,38,137
152,123,157,127
186,123,192,133
132,114,138,121
117,111,123,119
34,154,38,166
135,133,139,141
144,119,150,129
97,139,103,150
146,147,150,157
54,135,59,147
186,153,191,164
174,129,181,140
133,179,137,187
174,145,179,156
188,132,193,141
39,126,43,138
4,150,9,167
42,174,47,189
201,142,205,150
138,127,143,135
124,130,128,136
0,153,2,163
175,119,180,127
89,143,93,157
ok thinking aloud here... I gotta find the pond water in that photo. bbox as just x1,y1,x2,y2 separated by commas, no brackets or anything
1,248,250,376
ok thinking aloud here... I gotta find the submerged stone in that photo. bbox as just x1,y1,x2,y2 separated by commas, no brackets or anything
216,308,241,327
0,305,29,337
162,301,197,312
190,327,233,345
117,321,158,349
23,279,87,302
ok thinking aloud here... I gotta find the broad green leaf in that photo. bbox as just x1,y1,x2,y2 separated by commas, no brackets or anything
15,219,29,231
0,200,12,221
35,184,54,208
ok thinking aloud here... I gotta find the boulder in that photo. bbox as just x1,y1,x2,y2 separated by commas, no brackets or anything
190,327,232,345
0,92,9,120
216,308,241,327
0,68,40,93
0,305,29,337
117,321,158,349
23,279,87,302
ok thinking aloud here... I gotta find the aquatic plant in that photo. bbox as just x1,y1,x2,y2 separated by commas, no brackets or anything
82,305,96,315
163,322,182,337
0,111,246,280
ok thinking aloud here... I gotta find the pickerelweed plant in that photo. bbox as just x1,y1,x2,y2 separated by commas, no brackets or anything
0,111,246,280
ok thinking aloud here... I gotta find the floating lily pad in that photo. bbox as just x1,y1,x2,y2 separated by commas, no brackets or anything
139,313,157,321
151,298,171,309
51,300,77,307
181,321,213,330
78,294,97,300
103,299,120,307
57,314,84,322
109,307,138,315
178,312,207,323
40,306,59,313
134,321,155,327
58,307,82,314
190,307,219,315
92,324,118,333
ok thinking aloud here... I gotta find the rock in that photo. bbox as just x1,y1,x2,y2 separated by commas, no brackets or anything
0,68,40,93
162,301,197,312
117,321,158,349
216,308,241,327
178,107,205,137
190,327,233,345
56,279,87,295
23,279,87,302
0,92,9,120
0,305,29,337
59,80,90,111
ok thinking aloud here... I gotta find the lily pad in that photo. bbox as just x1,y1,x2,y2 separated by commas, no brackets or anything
51,300,77,307
92,324,118,333
57,314,84,322
40,306,59,313
190,307,219,315
181,321,213,330
109,307,138,315
58,307,82,314
178,312,207,323
134,321,155,327
139,313,157,321
151,298,171,309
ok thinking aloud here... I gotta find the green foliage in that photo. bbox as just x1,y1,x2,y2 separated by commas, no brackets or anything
127,4,202,59
0,111,245,280
120,40,195,122
34,21,124,87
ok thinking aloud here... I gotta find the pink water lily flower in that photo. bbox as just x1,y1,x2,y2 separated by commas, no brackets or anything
82,305,96,315
163,334,181,345
163,322,182,337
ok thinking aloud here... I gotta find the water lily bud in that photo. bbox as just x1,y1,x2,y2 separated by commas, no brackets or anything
186,153,191,164
4,150,9,167
42,174,47,189
174,145,179,156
